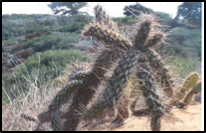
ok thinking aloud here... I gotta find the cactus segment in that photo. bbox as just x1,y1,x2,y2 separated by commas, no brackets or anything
48,80,83,111
174,72,199,101
183,82,201,106
146,48,174,97
83,24,132,49
137,56,164,131
181,72,199,91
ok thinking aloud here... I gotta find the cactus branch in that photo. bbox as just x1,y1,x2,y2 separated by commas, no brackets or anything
136,56,164,131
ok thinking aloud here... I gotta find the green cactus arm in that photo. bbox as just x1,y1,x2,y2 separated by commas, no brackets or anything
36,80,83,130
144,31,173,97
136,56,164,131
83,5,127,49
191,82,201,94
183,82,201,106
183,91,195,106
133,26,151,49
103,19,153,107
83,23,132,49
181,72,199,91
48,80,83,111
94,5,118,31
174,72,199,101
145,32,165,48
146,48,174,97
69,71,93,81
176,72,199,93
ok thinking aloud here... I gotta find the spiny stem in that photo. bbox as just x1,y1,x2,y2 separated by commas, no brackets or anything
136,56,164,131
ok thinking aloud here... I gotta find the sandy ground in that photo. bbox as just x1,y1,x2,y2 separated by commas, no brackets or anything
85,104,201,131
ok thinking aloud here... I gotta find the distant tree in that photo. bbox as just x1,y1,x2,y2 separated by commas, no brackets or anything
123,2,154,17
174,2,202,26
48,2,88,16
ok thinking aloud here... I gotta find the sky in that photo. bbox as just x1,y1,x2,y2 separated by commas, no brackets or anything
2,2,183,18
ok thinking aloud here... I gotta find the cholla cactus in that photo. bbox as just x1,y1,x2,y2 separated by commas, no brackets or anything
24,5,175,131
82,12,165,131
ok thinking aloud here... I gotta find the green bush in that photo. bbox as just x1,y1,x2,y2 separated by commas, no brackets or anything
112,17,137,25
183,35,201,57
156,12,174,26
160,27,201,58
58,22,87,33
21,49,89,74
2,36,25,47
2,14,91,41
70,14,92,24
2,16,46,40
22,32,83,52
165,57,200,78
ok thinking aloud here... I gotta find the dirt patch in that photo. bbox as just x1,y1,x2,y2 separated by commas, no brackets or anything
84,104,201,131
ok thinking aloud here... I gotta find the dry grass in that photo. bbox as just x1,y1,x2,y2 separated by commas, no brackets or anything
2,85,58,131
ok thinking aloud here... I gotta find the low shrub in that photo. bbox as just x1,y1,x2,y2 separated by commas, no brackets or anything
165,56,200,78
160,27,201,58
22,32,83,52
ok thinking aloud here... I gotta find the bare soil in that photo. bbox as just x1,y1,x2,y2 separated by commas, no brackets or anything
83,104,201,131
